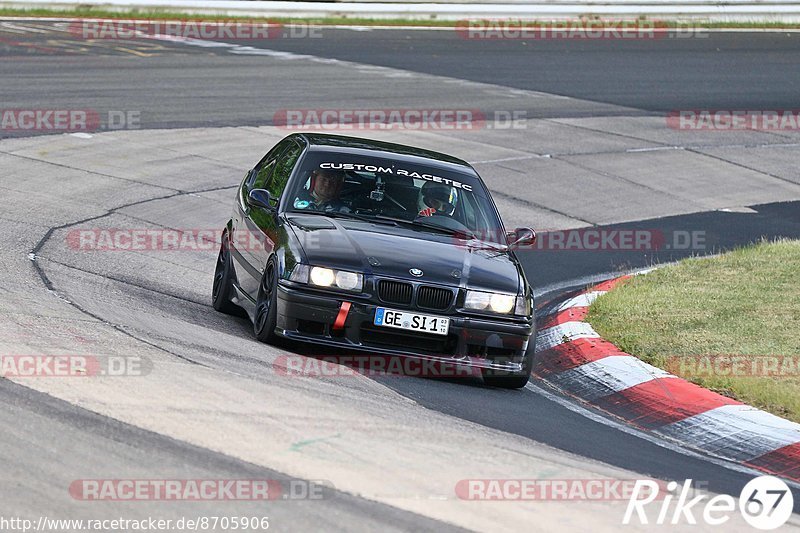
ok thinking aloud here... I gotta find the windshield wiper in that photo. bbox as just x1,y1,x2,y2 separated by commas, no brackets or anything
378,216,510,250
371,215,479,240
305,210,399,226
303,211,506,249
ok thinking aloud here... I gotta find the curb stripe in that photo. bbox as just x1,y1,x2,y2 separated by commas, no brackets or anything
546,355,674,403
535,321,599,352
537,306,589,330
546,291,605,315
533,337,626,377
591,369,740,430
655,404,800,462
537,274,800,481
746,442,800,481
591,275,631,293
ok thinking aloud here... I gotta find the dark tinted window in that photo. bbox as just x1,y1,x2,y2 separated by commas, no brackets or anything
252,160,276,189
268,141,302,198
287,152,504,242
250,138,294,189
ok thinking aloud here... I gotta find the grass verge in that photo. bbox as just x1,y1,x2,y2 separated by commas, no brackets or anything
587,239,800,423
1,8,800,29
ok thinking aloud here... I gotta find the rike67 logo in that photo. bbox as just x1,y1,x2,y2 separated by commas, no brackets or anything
624,476,794,529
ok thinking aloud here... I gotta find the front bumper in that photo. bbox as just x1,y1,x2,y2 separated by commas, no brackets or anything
275,283,535,372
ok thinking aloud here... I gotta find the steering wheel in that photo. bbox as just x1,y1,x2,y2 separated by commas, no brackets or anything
413,214,472,234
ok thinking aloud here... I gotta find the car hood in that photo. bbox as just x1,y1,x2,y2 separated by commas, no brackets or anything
286,215,521,294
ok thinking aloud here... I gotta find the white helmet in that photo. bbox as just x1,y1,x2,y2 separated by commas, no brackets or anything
417,181,458,216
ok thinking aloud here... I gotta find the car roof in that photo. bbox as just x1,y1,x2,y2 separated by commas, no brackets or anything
295,133,478,176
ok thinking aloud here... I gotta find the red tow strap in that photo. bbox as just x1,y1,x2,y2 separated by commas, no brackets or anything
333,302,351,330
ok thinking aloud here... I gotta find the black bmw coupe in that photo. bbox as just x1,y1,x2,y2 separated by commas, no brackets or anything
213,133,537,388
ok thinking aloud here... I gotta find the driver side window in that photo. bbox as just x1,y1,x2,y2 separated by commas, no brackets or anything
268,142,302,198
249,138,294,189
252,159,276,189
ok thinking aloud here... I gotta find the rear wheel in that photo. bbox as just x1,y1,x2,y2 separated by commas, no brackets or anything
212,231,242,316
482,338,535,389
254,258,279,343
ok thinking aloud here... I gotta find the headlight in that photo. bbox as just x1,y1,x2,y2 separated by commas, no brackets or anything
290,264,363,292
310,266,336,287
490,293,515,314
464,290,521,315
335,270,361,291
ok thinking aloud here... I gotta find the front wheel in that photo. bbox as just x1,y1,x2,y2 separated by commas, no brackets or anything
482,338,535,389
212,232,243,316
254,258,279,343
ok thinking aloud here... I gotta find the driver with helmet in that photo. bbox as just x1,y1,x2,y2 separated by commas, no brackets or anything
293,168,350,212
418,181,458,217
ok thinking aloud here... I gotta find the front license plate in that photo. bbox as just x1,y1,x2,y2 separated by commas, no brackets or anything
374,307,450,336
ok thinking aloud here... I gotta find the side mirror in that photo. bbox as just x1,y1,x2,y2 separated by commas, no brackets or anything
507,227,536,249
248,188,276,212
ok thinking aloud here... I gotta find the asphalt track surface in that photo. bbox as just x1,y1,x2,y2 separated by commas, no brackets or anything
216,29,800,112
2,20,800,530
2,25,800,130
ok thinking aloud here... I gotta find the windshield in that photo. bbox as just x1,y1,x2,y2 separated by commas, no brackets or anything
287,152,505,243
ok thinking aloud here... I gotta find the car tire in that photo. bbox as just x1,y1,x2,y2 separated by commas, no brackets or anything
254,257,279,343
212,231,243,316
481,337,536,389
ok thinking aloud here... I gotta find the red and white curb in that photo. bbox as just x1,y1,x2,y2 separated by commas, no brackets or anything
534,275,800,483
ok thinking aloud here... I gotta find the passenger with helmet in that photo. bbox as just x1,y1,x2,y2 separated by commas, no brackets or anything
293,168,350,212
417,181,458,218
